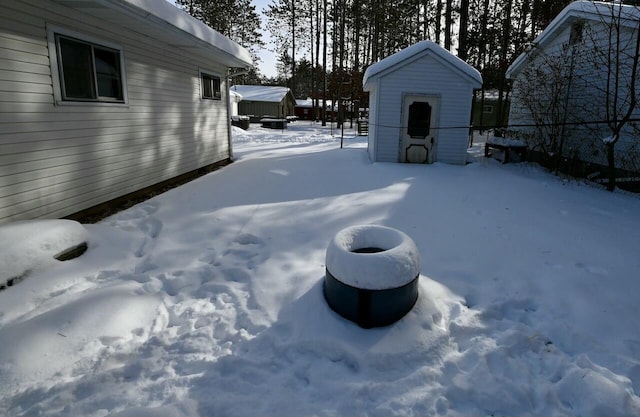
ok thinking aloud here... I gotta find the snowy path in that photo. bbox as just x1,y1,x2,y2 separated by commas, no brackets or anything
1,125,639,416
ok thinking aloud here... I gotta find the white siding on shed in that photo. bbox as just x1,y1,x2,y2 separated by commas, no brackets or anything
0,0,239,223
365,45,480,165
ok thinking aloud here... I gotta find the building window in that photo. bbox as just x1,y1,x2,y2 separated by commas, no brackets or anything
569,21,583,45
407,101,432,138
201,73,221,100
483,105,494,114
55,34,124,102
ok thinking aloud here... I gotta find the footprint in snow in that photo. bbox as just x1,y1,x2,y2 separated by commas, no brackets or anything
480,298,538,324
223,233,270,270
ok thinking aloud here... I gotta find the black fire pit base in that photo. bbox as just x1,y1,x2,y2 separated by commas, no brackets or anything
324,270,419,328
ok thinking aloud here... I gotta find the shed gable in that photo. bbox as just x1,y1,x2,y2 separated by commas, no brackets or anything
363,40,482,91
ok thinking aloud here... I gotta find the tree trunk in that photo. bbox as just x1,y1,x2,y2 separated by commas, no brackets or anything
337,0,346,128
315,0,321,120
291,0,296,96
310,0,315,117
435,0,442,44
496,0,513,128
458,0,469,60
476,0,490,69
353,0,361,73
444,0,453,50
322,0,327,126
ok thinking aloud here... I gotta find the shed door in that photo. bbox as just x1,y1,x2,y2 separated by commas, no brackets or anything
400,95,439,163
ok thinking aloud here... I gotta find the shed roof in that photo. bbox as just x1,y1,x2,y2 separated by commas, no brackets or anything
51,0,253,68
362,40,482,90
507,1,640,78
231,85,293,103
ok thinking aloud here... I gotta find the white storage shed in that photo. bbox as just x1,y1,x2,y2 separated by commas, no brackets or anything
363,41,482,164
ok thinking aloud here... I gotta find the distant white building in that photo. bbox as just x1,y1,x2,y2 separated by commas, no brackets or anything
0,0,252,224
363,40,482,164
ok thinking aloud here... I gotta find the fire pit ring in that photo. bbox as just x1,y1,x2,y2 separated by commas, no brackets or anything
324,225,421,328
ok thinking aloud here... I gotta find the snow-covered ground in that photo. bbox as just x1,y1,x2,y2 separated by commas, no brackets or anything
1,123,639,416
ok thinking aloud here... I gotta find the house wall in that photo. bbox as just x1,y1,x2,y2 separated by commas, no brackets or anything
508,24,575,141
508,17,640,171
370,52,476,164
568,19,640,168
0,0,232,224
367,87,379,161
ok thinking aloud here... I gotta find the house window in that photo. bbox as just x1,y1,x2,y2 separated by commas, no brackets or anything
483,105,494,114
569,21,583,45
201,73,221,100
55,34,124,102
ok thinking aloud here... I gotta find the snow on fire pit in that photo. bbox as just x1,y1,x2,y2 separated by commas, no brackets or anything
324,225,421,328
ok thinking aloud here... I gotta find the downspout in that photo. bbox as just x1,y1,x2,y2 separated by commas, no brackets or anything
225,69,249,161
226,70,234,161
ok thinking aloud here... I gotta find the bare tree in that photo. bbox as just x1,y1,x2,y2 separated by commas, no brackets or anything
581,2,640,190
509,41,579,170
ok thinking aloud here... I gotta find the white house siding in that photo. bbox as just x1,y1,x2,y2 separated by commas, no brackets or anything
507,26,575,141
372,53,475,164
367,87,378,161
0,0,233,224
568,19,640,167
508,10,640,170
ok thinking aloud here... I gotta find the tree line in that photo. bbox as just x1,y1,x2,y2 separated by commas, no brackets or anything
180,1,640,120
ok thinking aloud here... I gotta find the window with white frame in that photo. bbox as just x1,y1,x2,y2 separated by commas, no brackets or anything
54,33,125,102
201,72,221,100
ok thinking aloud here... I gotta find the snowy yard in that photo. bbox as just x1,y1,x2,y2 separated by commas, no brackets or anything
1,123,639,416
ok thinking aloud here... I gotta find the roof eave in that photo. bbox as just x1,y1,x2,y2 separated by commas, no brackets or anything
507,1,640,79
363,47,482,89
53,0,253,68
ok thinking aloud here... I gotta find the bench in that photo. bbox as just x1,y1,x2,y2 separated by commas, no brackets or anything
485,139,527,164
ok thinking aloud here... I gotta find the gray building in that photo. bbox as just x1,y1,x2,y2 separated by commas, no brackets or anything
232,85,296,120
